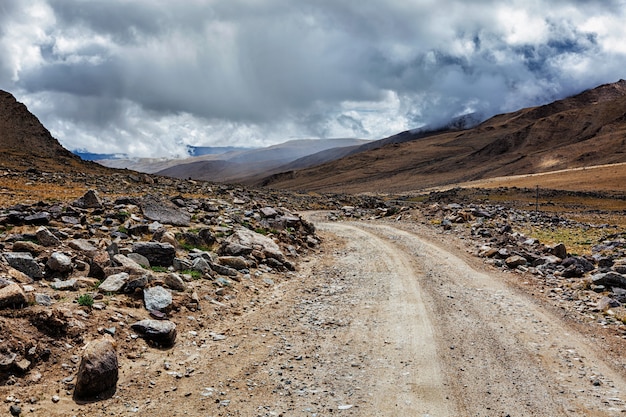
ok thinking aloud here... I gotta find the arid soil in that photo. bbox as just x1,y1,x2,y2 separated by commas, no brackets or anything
6,213,626,416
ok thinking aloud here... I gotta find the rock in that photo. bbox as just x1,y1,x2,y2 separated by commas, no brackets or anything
561,264,585,278
132,242,176,267
164,273,186,291
35,226,61,247
12,241,44,255
0,352,17,371
130,319,177,347
51,278,78,291
591,272,626,289
69,239,99,257
218,256,249,270
47,252,73,273
123,274,151,293
211,263,239,277
550,243,568,259
112,254,145,274
35,293,53,306
191,257,212,274
4,252,43,279
505,255,527,269
24,212,50,226
220,228,285,261
98,273,130,293
140,195,191,226
74,337,118,400
9,404,21,416
260,207,278,218
614,259,626,274
143,286,172,312
126,253,151,268
73,189,103,209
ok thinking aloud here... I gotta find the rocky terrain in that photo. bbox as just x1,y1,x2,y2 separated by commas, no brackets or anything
332,190,626,346
0,172,323,414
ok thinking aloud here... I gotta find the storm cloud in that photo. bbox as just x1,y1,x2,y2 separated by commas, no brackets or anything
1,0,625,157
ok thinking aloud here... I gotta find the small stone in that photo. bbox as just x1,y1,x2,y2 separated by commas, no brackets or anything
131,319,177,347
74,190,103,209
505,255,527,269
132,242,176,267
164,273,186,291
9,404,21,416
550,243,567,259
51,395,59,403
34,293,53,306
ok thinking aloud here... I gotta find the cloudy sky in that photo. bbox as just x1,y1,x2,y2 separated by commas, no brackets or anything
1,0,626,158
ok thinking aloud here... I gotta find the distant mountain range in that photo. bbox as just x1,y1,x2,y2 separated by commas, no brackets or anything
98,138,372,183
259,80,626,193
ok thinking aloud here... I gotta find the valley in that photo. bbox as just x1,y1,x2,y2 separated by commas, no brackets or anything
0,81,625,415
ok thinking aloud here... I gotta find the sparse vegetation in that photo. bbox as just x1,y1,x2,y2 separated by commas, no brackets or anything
77,293,94,307
181,269,202,279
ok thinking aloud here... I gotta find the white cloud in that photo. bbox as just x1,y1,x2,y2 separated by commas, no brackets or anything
1,0,626,158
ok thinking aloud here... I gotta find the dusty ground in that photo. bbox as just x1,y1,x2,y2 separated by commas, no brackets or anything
4,213,626,416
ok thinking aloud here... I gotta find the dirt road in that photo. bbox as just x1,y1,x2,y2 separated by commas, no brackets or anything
21,217,626,416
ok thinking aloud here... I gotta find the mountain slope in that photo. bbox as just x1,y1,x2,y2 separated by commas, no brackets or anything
259,80,626,193
153,138,370,183
0,90,105,173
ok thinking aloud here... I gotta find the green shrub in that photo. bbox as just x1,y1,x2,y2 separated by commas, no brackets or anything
77,294,94,307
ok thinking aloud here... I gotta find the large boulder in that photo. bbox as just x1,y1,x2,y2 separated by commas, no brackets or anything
74,337,118,400
4,252,43,279
140,195,190,227
0,281,27,309
143,286,172,312
220,228,285,261
132,242,176,267
592,272,626,289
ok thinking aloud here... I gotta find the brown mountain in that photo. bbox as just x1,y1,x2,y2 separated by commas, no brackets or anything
259,80,626,193
0,90,105,172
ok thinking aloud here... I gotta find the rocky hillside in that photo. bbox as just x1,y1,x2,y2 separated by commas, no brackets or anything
259,80,626,193
0,91,107,173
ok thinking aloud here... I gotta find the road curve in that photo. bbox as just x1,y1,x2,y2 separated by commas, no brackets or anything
316,219,626,416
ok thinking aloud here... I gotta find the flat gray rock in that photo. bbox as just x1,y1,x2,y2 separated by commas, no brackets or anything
140,195,191,226
143,285,172,312
98,273,130,293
